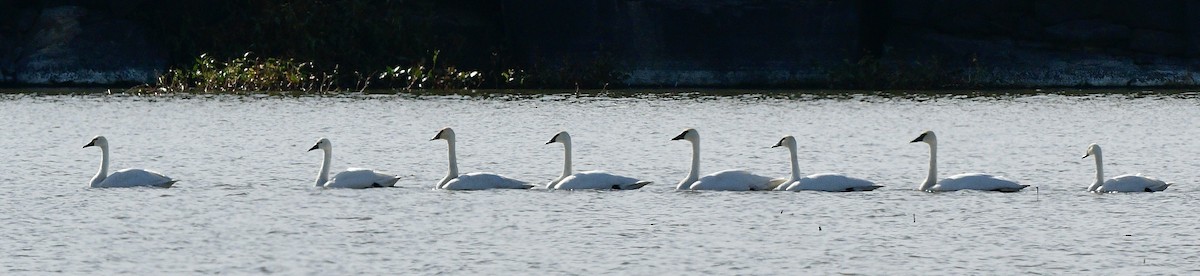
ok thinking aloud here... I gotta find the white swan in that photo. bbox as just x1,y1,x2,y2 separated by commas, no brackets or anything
1083,143,1170,193
308,138,400,189
910,131,1028,192
431,127,533,190
545,131,651,190
672,128,784,191
83,136,176,188
772,135,882,192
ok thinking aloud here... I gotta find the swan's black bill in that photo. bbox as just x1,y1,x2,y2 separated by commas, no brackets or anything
910,133,928,143
546,133,560,144
671,132,687,141
431,129,446,141
83,140,95,148
772,138,786,148
308,144,320,151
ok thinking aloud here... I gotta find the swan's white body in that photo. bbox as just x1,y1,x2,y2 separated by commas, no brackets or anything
545,131,650,190
1083,144,1170,193
432,128,533,190
309,138,400,189
93,168,175,188
689,169,778,191
772,136,881,192
672,128,781,191
554,171,649,190
442,172,534,190
910,131,1028,192
84,136,175,188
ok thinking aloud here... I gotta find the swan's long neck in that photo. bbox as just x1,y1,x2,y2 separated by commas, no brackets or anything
788,143,802,182
1089,151,1104,192
920,141,938,191
90,145,110,187
316,147,331,187
678,139,700,190
438,139,459,189
550,141,573,189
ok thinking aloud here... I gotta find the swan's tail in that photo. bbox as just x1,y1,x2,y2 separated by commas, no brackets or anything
620,181,652,190
157,180,178,188
380,177,401,187
854,185,884,191
1148,182,1171,192
765,178,789,191
993,184,1030,193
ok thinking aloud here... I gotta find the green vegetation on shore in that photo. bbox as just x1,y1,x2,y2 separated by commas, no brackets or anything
140,50,627,93
127,0,627,93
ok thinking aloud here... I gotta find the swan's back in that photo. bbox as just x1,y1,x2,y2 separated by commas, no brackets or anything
98,168,175,188
690,169,773,191
1099,174,1171,192
444,172,533,190
936,173,1027,192
785,173,882,192
557,170,649,190
326,168,400,189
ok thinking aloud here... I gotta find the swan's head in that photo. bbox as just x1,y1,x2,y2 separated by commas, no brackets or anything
1083,143,1101,159
83,135,108,149
910,130,937,144
671,128,699,142
772,135,797,149
546,131,571,145
308,138,331,152
431,127,456,142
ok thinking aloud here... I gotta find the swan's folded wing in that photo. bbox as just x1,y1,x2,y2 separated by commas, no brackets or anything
327,169,389,189
558,171,645,190
693,169,771,191
1102,174,1170,192
793,173,878,192
101,168,174,188
938,173,1025,191
449,172,533,190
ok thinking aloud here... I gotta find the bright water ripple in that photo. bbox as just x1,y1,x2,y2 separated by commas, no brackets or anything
1,92,1198,274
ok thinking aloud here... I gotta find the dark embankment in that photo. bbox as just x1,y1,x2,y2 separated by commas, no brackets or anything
2,0,1199,90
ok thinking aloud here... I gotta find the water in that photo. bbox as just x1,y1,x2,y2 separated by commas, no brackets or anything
2,91,1199,274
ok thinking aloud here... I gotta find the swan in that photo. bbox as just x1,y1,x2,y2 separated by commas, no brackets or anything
910,131,1028,192
1083,143,1170,193
308,138,400,189
431,127,533,190
545,131,651,190
672,128,784,191
83,135,176,188
772,135,882,192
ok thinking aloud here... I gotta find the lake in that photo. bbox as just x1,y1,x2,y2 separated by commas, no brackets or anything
1,90,1198,274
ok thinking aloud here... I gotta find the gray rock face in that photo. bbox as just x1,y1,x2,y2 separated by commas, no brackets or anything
5,5,164,85
1045,20,1131,47
505,0,863,87
1130,29,1187,56
1186,2,1200,57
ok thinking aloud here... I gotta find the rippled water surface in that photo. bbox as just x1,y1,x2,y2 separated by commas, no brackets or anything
2,91,1199,274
